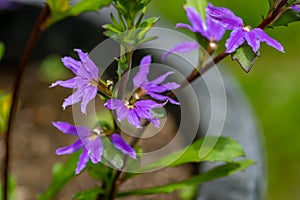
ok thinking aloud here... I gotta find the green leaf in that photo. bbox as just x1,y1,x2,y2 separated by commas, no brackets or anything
140,136,245,171
0,42,5,61
117,160,254,198
0,175,17,200
74,188,105,200
272,9,300,27
37,151,80,200
179,185,198,200
232,43,260,73
44,0,112,28
186,0,207,20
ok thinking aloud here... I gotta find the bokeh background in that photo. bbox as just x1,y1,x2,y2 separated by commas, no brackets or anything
150,0,300,199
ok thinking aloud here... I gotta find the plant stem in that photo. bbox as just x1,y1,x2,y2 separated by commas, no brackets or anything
2,6,49,200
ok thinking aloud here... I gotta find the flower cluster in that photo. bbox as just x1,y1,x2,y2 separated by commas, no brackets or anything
105,55,180,128
53,121,136,174
163,3,284,59
51,50,180,173
206,3,284,53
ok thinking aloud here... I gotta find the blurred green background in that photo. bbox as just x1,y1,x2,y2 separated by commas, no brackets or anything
150,0,300,200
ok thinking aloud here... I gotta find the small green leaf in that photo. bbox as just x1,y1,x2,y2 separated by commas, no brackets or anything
44,0,112,28
74,188,105,200
117,160,254,198
179,185,198,200
0,42,5,61
140,136,245,171
37,151,80,200
232,43,260,73
272,9,300,27
186,0,207,20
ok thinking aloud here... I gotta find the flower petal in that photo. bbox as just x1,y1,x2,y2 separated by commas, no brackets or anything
76,148,89,174
176,23,195,32
207,3,243,30
56,139,83,155
225,29,246,53
185,6,205,33
50,77,77,88
133,55,151,88
62,89,84,110
80,86,98,115
111,134,136,159
127,110,141,128
148,71,174,85
105,99,124,110
291,5,300,12
206,15,226,41
148,92,180,105
88,138,104,164
52,121,79,135
162,41,199,61
61,56,81,74
244,30,260,52
252,28,284,52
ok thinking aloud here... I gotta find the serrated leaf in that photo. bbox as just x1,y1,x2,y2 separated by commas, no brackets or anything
117,160,254,198
37,151,81,200
0,42,5,61
74,188,104,200
139,136,245,171
272,9,300,27
186,0,207,20
44,0,112,28
232,43,260,73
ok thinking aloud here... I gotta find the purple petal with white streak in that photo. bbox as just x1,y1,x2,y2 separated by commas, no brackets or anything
76,149,89,174
244,30,260,52
111,134,136,159
207,3,244,30
225,29,246,53
133,55,151,88
252,28,284,52
56,139,83,155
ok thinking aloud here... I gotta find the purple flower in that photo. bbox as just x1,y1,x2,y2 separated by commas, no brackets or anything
291,5,300,12
105,99,163,128
50,49,99,115
207,3,284,53
53,121,136,174
0,0,19,10
133,55,180,105
177,6,226,42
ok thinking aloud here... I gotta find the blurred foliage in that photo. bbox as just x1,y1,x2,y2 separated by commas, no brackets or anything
150,0,300,200
0,92,11,134
0,175,17,200
43,0,112,28
39,54,70,83
37,151,80,200
0,42,4,61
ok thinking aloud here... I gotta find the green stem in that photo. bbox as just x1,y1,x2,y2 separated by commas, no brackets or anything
2,6,49,200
